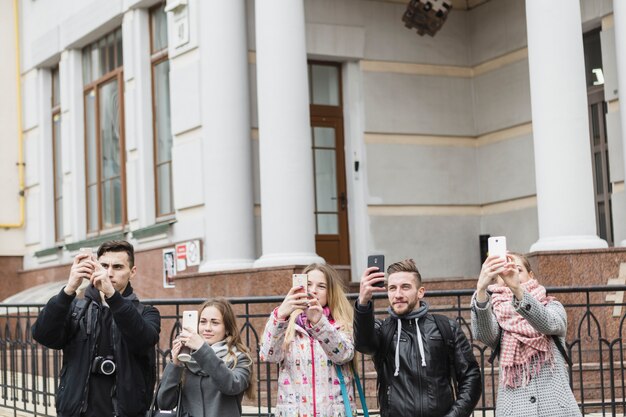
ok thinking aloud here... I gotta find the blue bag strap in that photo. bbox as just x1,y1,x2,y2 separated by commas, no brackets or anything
336,365,353,416
352,365,369,417
336,364,369,417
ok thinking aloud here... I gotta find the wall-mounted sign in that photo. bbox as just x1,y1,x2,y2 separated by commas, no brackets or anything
163,248,176,288
186,239,201,266
176,243,187,272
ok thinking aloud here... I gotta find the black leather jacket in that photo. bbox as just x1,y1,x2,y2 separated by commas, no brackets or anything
354,301,481,417
32,285,161,417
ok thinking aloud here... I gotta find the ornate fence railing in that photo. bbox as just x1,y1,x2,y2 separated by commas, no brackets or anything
1,285,626,416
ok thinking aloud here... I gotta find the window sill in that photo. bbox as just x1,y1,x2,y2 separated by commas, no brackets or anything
34,246,62,258
65,231,126,252
131,219,176,241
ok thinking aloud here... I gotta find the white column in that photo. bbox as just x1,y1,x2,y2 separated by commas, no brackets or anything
614,0,626,247
526,0,607,251
253,0,323,267
59,49,86,242
197,0,256,271
122,9,155,229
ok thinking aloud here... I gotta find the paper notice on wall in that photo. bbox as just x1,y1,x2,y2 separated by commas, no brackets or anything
176,243,187,272
163,248,176,288
186,240,201,266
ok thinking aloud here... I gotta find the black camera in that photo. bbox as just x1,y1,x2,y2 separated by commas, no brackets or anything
91,355,116,376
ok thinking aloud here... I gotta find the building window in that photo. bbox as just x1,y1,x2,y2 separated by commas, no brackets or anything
82,28,125,233
151,3,174,217
52,66,63,242
584,29,613,245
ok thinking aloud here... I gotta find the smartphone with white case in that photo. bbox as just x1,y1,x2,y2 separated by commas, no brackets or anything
177,310,198,362
487,236,507,262
292,274,308,289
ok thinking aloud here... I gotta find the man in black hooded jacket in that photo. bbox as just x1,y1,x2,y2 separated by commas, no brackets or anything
354,258,481,417
32,240,161,417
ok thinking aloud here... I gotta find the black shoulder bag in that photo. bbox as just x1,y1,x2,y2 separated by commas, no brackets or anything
146,380,183,417
432,314,459,400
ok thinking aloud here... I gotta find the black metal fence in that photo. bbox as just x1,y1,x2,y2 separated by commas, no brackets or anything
2,285,626,416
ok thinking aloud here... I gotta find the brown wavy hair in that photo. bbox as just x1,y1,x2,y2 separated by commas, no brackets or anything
283,263,354,349
198,298,256,399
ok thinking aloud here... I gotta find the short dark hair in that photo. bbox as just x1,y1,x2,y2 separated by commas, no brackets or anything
97,240,135,268
387,258,422,286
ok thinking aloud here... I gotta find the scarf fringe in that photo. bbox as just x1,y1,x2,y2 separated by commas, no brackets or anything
500,349,553,388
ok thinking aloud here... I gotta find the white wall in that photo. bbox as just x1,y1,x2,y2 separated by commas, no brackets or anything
0,0,24,255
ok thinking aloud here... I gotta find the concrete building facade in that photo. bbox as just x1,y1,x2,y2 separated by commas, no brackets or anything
1,0,626,300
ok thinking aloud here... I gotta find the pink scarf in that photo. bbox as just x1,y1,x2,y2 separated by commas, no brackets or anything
489,279,554,388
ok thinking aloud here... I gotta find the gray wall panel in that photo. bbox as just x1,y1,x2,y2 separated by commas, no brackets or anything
360,2,469,65
611,190,626,246
302,0,470,66
580,0,613,25
370,215,481,279
606,111,624,183
480,207,539,254
477,134,536,203
363,72,475,136
252,139,260,205
473,60,532,135
468,0,527,65
367,143,478,205
601,27,618,102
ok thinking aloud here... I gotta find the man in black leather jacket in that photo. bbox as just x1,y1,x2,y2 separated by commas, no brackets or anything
32,240,161,417
354,259,481,417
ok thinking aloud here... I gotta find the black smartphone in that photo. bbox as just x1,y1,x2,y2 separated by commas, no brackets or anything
367,255,385,288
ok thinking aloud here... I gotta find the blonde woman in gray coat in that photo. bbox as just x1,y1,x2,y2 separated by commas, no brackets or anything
157,298,254,417
471,252,581,417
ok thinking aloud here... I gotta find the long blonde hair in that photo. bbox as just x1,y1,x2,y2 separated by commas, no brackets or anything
283,263,354,349
198,298,256,399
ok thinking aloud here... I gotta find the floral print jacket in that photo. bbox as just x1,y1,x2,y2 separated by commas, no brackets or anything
259,308,357,417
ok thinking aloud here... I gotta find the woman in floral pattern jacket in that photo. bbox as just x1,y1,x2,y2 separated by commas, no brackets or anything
260,263,357,417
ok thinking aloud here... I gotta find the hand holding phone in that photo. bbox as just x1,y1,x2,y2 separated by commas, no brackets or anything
177,310,198,363
367,255,385,288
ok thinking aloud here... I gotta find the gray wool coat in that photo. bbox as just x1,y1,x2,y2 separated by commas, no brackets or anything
471,291,582,417
157,343,252,417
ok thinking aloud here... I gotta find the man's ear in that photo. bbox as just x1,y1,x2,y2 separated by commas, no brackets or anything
417,286,426,299
130,265,137,279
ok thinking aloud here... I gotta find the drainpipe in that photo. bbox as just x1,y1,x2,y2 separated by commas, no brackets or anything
1,0,25,229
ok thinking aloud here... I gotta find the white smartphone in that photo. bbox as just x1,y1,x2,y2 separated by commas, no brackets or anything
79,247,93,257
488,236,507,261
292,273,308,289
177,310,198,363
181,310,198,333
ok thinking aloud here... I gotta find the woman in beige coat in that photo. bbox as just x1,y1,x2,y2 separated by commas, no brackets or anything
471,252,581,417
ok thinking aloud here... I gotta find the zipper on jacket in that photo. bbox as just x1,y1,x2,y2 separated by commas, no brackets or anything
416,318,424,417
81,303,100,413
310,337,317,417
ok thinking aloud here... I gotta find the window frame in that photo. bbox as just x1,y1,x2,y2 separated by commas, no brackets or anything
150,2,174,218
83,29,127,234
51,66,63,242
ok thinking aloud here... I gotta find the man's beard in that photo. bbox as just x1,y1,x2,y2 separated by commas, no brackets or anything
392,297,419,315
